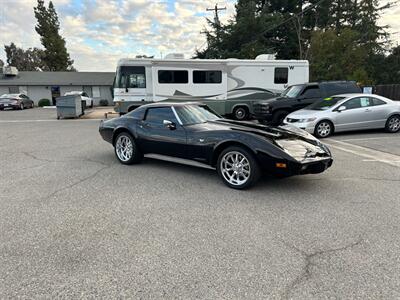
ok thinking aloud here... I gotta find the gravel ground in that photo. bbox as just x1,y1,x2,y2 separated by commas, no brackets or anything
1,108,400,299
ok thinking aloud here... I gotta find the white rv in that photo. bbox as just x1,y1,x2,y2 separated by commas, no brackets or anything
113,54,309,119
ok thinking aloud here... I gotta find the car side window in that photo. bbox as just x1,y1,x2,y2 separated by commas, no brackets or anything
301,86,321,98
82,92,88,97
144,107,178,125
371,97,386,106
343,98,363,110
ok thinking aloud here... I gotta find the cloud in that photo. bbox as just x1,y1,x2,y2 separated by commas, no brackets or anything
0,0,398,71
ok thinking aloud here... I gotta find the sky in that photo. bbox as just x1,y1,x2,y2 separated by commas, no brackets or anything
0,0,399,72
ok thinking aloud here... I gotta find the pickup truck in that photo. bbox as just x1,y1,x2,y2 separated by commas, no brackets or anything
253,81,361,125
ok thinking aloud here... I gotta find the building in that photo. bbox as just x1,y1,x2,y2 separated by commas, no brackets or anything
0,67,115,106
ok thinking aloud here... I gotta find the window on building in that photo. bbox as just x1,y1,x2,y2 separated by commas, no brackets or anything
193,71,222,84
274,67,289,84
92,86,100,98
158,70,188,84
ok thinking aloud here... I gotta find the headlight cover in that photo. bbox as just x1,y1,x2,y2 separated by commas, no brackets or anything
275,139,329,162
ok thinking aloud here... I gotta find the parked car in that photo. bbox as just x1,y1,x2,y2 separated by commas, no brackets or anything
253,81,361,125
64,91,93,108
0,93,34,110
99,102,333,189
283,94,400,138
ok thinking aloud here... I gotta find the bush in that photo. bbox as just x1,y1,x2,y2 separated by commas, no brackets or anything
38,98,51,107
99,99,109,106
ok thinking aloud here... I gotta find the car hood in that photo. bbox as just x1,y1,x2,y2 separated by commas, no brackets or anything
206,119,319,144
255,96,288,104
286,109,323,119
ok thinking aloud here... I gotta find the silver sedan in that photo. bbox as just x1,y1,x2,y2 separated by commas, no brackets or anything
283,93,400,138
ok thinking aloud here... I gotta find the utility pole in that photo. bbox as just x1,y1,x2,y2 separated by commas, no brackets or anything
206,4,226,26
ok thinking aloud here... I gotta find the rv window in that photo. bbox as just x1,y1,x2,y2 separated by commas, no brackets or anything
116,66,146,89
193,71,222,84
274,67,288,84
158,70,188,84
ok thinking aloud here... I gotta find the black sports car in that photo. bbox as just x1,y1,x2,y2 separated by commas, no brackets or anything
99,102,333,189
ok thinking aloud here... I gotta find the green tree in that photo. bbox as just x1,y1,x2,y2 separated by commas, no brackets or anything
34,0,74,71
4,42,47,71
309,29,371,84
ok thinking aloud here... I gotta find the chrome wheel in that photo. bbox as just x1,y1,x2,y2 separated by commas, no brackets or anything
220,151,251,186
388,116,400,132
115,135,133,162
233,107,247,120
316,122,331,138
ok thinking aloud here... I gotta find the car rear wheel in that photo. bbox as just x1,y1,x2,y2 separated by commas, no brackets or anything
217,146,260,189
232,106,249,120
385,115,400,133
114,132,143,165
314,120,333,138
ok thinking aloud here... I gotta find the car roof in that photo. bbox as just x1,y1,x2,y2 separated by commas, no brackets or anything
139,102,205,108
289,81,357,87
333,93,390,100
0,93,20,98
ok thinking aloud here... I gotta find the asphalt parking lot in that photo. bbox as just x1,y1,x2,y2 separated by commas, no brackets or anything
1,108,400,299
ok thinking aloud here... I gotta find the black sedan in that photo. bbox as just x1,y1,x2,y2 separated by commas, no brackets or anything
0,93,34,110
99,103,333,189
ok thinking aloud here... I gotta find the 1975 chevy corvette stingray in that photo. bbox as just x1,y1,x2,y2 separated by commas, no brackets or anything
99,103,333,189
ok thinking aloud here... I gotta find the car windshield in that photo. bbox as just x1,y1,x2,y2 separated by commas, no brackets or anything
175,105,221,125
281,85,303,98
308,97,346,110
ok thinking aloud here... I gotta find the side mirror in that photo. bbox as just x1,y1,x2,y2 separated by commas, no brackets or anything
337,105,346,112
163,120,176,130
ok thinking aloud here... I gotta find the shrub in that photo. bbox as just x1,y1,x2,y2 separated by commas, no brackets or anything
99,99,109,106
38,98,51,107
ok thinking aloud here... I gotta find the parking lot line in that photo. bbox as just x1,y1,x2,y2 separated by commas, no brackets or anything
0,119,101,123
340,136,395,142
325,139,400,168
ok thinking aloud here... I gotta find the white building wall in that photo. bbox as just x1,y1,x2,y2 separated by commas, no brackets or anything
27,86,52,104
60,86,82,96
0,87,8,96
99,86,112,105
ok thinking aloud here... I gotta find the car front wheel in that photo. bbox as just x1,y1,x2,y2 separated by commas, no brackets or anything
385,115,400,133
232,106,248,120
217,146,260,189
114,132,143,165
314,120,333,138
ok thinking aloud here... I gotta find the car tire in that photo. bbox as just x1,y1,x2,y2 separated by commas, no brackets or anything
385,115,400,133
271,110,288,125
114,132,143,165
217,146,260,189
314,120,333,138
232,106,249,121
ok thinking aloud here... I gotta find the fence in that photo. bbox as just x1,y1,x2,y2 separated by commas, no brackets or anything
374,84,400,100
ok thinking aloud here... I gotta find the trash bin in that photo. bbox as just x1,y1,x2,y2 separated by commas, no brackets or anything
56,95,84,119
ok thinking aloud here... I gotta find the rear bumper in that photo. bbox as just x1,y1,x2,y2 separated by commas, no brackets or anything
0,103,19,109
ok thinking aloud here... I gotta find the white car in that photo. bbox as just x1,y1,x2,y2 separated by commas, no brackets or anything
283,93,400,138
64,91,93,108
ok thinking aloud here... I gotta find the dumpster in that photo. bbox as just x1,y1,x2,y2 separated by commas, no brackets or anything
56,95,85,119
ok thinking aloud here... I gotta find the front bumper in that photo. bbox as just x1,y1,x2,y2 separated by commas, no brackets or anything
283,119,316,134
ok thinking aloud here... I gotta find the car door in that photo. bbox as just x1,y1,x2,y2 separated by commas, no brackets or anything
136,107,187,158
366,97,390,128
334,97,375,131
294,85,322,110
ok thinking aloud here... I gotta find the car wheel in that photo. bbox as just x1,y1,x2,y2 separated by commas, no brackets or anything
314,120,333,138
271,110,288,125
385,115,400,133
217,146,260,189
233,106,248,120
114,132,143,165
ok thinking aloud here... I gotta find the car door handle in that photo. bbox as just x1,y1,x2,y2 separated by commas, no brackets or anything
365,109,372,112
